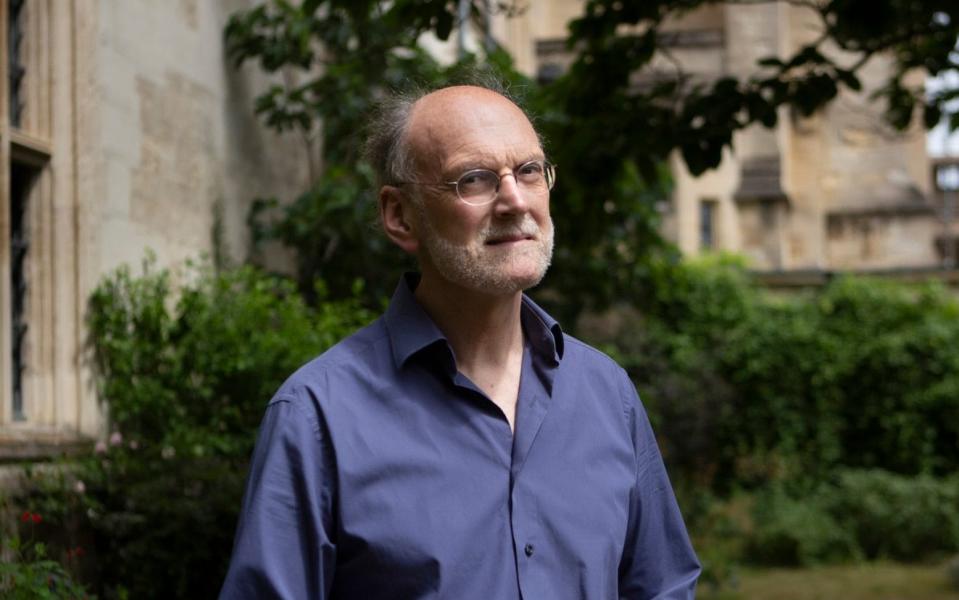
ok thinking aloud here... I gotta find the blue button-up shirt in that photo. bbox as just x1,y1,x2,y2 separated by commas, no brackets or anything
221,274,700,599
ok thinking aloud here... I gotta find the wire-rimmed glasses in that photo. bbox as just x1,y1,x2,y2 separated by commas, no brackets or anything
398,160,556,206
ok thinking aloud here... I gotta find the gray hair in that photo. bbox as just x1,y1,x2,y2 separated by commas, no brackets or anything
363,88,423,190
363,72,539,192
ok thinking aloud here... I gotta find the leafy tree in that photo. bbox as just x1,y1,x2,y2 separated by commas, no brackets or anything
541,0,958,311
225,0,498,303
225,0,958,313
563,0,958,176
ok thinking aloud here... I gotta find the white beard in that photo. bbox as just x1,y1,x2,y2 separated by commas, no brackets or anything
414,205,554,296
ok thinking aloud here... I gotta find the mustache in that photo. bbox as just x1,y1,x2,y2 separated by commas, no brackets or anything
481,216,541,241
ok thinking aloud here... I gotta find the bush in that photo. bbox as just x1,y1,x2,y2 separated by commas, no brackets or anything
825,469,959,561
13,252,959,592
88,258,373,457
740,470,959,566
678,490,748,593
14,259,373,599
589,256,758,489
745,484,860,566
591,258,959,491
0,511,90,599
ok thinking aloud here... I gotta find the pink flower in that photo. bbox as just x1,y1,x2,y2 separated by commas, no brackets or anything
94,440,107,454
128,439,139,450
109,431,123,446
74,480,86,494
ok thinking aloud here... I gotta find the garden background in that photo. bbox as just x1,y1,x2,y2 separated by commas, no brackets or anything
3,1,959,598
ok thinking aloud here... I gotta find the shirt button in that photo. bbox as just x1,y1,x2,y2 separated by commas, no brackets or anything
524,543,535,557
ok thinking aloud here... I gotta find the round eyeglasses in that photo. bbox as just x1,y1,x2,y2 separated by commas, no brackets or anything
397,160,556,206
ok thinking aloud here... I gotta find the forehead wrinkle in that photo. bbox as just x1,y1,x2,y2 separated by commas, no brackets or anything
442,144,543,176
420,122,543,178
406,86,541,179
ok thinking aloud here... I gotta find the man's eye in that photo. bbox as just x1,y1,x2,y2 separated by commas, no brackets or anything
458,171,496,191
517,162,544,181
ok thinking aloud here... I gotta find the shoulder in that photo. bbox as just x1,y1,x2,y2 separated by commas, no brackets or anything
270,316,392,409
560,332,629,380
557,332,644,422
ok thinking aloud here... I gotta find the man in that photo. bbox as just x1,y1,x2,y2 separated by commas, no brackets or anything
221,83,700,599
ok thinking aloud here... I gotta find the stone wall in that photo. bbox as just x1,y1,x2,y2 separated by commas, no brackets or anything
1,0,317,447
92,0,313,275
500,1,937,274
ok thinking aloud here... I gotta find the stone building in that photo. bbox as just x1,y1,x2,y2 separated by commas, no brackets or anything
493,1,957,284
0,0,311,457
0,0,954,455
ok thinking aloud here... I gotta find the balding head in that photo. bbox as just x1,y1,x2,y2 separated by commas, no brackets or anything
364,82,540,192
404,86,541,185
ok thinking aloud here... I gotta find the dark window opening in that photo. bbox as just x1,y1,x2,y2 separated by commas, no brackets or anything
8,0,26,128
10,161,38,421
700,199,717,250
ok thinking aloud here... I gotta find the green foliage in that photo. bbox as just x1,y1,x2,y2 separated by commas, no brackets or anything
0,513,91,600
565,0,959,176
745,485,861,566
224,0,684,314
15,260,372,599
825,469,959,561
87,256,372,455
742,470,959,566
225,1,957,317
576,260,959,575
226,1,521,303
589,256,747,486
675,488,747,593
588,258,959,491
68,448,244,599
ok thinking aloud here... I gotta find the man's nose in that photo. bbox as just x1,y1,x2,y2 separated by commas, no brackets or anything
493,172,530,214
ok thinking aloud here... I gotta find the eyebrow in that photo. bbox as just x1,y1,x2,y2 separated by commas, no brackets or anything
445,154,546,177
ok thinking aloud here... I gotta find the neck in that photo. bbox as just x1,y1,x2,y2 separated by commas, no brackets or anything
413,272,525,374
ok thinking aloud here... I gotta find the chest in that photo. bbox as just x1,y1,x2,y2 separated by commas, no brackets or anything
324,370,636,598
464,357,524,431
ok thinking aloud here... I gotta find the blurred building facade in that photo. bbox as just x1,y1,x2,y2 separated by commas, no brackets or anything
493,1,958,284
0,0,309,456
1,0,955,455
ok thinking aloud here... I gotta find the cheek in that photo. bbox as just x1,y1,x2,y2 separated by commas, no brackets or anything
533,198,552,229
432,205,489,243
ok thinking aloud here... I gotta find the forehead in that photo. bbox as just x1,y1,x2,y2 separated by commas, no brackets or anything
406,86,542,173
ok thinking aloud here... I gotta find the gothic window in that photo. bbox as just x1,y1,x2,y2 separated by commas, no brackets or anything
700,198,717,251
2,0,54,430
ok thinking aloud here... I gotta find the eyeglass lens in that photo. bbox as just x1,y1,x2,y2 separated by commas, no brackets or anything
457,161,555,205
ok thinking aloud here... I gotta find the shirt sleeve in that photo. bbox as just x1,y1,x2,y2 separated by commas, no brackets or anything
617,371,701,599
220,396,337,600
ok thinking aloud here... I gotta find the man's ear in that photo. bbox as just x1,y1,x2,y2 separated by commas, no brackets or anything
379,186,420,255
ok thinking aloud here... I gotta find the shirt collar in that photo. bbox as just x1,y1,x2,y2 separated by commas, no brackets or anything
383,273,565,370
520,294,564,366
384,273,449,371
